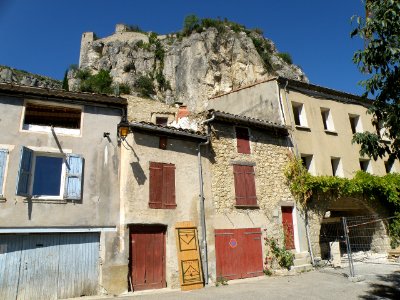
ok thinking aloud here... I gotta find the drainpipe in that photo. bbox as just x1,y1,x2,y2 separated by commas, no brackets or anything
197,112,215,285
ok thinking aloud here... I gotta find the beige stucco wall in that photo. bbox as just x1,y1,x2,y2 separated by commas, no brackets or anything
118,131,213,289
280,88,399,177
207,122,309,275
206,80,283,124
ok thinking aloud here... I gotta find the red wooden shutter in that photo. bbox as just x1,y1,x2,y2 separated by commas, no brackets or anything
162,164,176,208
244,166,257,205
149,162,163,208
236,127,251,154
233,165,247,205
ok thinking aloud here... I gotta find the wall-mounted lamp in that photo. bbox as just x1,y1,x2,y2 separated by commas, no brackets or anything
118,118,130,141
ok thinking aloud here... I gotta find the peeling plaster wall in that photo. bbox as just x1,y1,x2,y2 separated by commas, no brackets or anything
119,131,213,289
0,94,124,295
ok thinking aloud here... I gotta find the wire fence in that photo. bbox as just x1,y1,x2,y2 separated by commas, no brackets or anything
319,215,392,277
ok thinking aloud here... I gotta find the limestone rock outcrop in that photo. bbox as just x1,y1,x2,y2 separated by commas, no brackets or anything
0,65,61,89
73,24,308,111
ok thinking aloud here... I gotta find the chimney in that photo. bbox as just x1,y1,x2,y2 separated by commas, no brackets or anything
176,105,189,121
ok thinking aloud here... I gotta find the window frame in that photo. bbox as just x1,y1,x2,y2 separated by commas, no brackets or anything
235,126,251,154
233,164,258,208
30,152,67,200
320,107,335,133
300,154,314,175
16,146,84,201
291,102,308,128
359,159,372,173
20,100,83,137
348,114,363,134
330,157,343,177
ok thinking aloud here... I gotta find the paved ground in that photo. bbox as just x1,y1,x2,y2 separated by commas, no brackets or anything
69,263,400,300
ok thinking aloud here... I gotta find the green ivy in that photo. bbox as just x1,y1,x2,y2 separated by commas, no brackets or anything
285,155,400,247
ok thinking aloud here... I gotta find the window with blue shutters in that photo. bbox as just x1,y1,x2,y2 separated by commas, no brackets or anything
16,146,84,200
0,149,9,198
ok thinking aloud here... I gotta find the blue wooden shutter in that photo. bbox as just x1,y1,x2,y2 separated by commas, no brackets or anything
64,154,84,200
0,149,9,197
16,146,33,196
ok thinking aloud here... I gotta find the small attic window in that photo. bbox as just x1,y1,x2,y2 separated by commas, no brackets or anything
23,102,82,135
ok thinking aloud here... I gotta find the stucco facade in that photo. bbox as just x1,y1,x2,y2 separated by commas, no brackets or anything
117,124,213,290
0,84,126,297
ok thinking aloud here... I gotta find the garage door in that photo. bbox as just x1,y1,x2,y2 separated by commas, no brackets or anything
215,228,263,281
0,233,99,300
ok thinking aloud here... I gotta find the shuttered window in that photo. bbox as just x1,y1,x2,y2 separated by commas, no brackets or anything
235,127,251,154
233,165,257,207
0,149,9,197
16,146,84,200
149,162,176,209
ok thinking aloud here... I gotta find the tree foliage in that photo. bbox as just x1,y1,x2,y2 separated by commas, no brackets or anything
285,155,400,247
62,69,69,91
351,0,400,163
79,69,113,94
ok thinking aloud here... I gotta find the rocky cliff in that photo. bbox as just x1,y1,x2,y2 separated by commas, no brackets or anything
0,65,61,89
71,23,308,111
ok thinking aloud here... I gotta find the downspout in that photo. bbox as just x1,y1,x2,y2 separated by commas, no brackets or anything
197,112,215,285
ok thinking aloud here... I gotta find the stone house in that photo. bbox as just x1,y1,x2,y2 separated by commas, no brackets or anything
203,110,310,280
208,77,393,261
0,83,127,299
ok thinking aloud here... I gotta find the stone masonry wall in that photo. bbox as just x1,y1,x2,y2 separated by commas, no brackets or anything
209,122,295,243
125,95,178,123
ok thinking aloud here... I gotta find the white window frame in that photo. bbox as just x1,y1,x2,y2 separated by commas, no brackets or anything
359,158,373,174
301,154,315,175
384,160,395,174
349,114,363,134
291,102,308,128
20,99,83,137
331,157,343,177
29,152,67,200
321,108,335,132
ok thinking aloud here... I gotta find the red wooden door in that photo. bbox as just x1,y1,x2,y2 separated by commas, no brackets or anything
130,225,166,291
215,228,263,281
281,207,295,250
242,228,264,278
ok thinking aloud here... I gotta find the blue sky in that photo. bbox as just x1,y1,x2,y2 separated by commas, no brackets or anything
0,0,366,95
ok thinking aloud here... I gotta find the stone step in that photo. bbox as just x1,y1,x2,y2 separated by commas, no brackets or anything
293,251,310,260
293,257,311,266
291,263,313,273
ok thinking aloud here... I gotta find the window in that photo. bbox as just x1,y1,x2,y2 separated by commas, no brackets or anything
149,162,176,209
22,102,82,135
376,120,390,141
0,149,9,198
16,146,83,200
155,117,168,126
235,127,251,154
384,161,394,174
321,108,335,132
301,154,314,174
331,157,343,177
349,114,362,134
159,136,167,150
292,102,308,127
359,159,372,173
233,164,257,207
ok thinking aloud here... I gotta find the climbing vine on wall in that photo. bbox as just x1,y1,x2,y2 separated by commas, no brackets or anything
284,154,400,247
